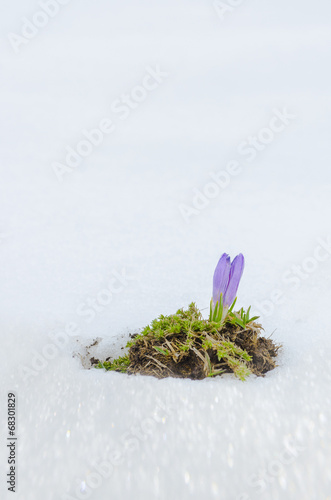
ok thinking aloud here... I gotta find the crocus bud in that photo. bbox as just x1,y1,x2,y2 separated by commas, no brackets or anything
213,253,245,309
223,254,245,307
213,253,231,305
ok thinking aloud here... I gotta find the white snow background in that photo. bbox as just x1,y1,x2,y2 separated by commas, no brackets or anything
1,1,331,499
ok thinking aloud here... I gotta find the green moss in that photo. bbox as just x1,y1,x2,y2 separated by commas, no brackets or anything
95,355,130,373
126,303,220,349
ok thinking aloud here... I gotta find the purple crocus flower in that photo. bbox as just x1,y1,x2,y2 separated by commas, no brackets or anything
213,253,245,308
213,253,231,305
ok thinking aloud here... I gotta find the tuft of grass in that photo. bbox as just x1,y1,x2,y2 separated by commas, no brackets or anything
94,302,278,381
228,306,260,329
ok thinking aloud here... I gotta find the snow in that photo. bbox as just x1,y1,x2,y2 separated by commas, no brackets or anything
1,0,331,498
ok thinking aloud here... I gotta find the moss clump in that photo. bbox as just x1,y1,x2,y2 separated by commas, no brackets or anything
95,303,280,381
96,356,130,373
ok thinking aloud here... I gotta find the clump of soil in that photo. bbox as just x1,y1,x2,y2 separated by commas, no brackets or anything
95,303,281,381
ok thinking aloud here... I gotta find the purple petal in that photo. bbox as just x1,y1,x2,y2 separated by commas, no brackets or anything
223,254,245,307
213,253,231,305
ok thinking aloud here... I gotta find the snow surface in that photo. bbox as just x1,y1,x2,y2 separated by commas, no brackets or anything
1,1,331,499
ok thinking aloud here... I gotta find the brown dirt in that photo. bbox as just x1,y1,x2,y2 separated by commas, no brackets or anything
127,324,280,380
